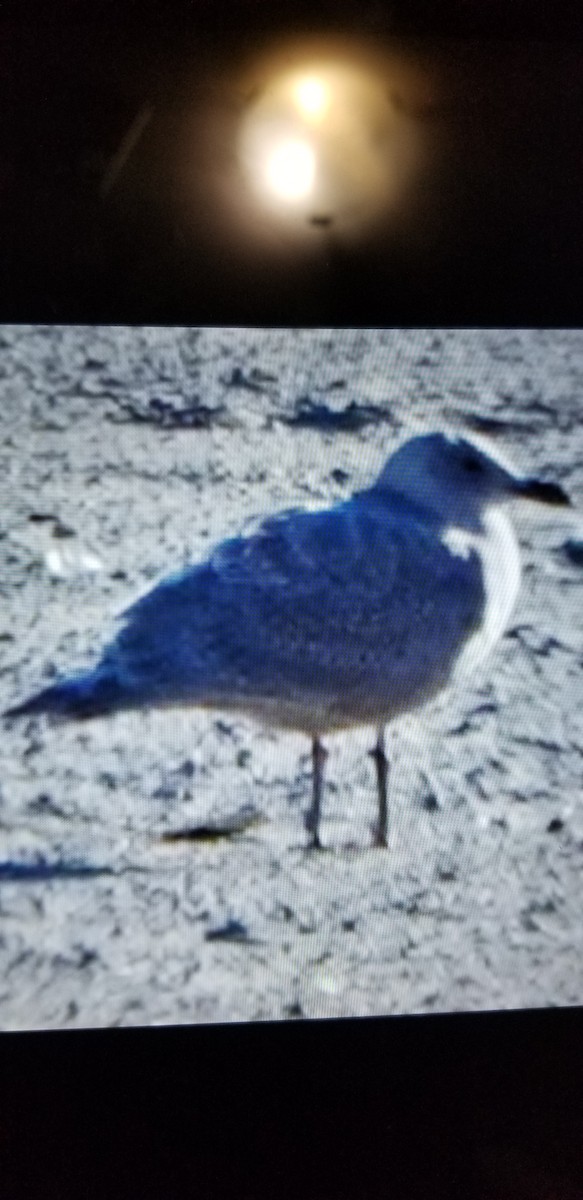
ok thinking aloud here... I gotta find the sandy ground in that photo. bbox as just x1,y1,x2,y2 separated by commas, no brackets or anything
0,325,582,1031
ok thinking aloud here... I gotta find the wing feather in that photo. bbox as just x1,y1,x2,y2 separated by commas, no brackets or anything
104,491,485,720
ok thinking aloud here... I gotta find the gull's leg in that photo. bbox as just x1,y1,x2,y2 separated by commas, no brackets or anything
304,736,328,850
369,725,389,848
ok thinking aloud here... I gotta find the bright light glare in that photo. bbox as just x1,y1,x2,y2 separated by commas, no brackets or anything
264,138,316,201
236,47,428,233
294,76,329,121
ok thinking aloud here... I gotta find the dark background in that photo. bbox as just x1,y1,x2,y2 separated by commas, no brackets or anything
1,0,582,325
2,1009,583,1199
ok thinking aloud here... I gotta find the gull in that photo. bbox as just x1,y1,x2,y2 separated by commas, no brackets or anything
4,432,570,848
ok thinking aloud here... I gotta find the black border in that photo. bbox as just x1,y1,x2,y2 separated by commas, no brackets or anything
2,1007,583,1198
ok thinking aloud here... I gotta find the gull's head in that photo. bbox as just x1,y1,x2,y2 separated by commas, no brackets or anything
375,433,571,530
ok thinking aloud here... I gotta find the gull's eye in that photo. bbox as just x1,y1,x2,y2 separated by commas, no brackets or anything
460,454,483,474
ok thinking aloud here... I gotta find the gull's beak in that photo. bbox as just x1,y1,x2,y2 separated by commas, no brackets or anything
514,477,572,506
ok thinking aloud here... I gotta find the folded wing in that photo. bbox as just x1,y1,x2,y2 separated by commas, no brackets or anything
105,491,485,724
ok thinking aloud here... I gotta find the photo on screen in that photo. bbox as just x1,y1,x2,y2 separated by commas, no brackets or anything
0,325,581,1030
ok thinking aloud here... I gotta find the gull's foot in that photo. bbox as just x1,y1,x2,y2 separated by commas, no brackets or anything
306,835,326,852
371,823,389,849
304,814,325,851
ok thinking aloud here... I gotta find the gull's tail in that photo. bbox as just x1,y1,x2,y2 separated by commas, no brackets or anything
4,669,125,722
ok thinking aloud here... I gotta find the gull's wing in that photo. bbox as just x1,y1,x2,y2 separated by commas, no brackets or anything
102,490,486,724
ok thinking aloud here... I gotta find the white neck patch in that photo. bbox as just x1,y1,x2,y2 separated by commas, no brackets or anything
442,507,522,680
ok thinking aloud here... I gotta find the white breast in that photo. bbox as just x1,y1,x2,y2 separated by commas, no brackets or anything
444,506,522,682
